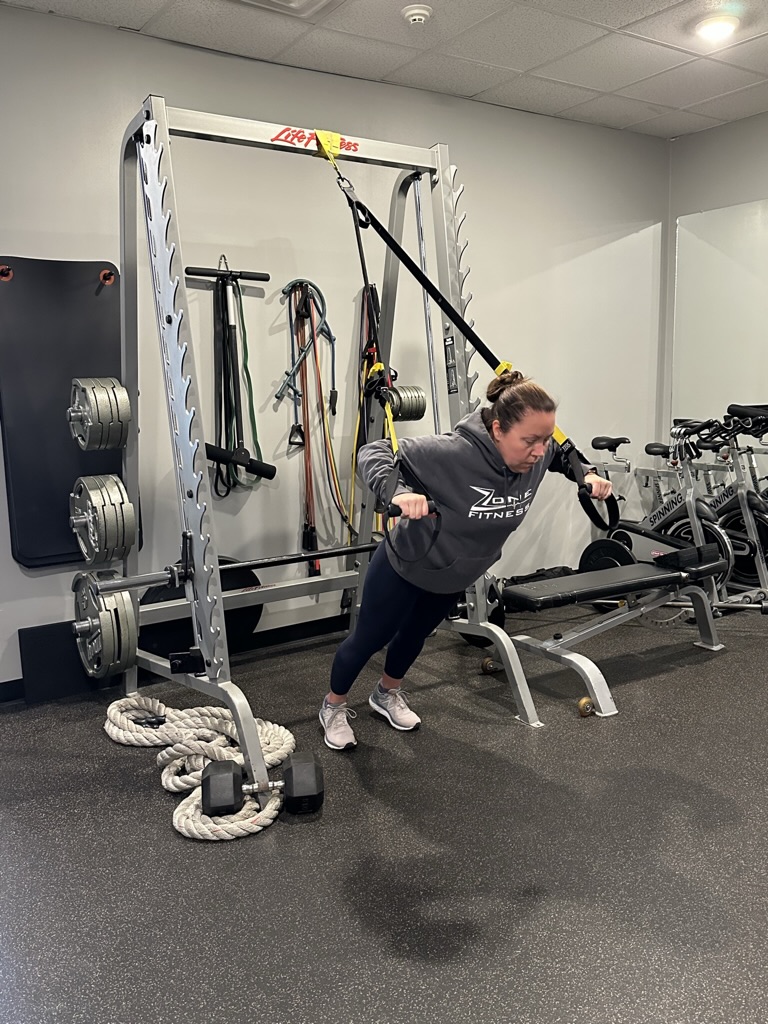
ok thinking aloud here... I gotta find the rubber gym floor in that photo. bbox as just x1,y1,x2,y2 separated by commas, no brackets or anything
1,606,767,1024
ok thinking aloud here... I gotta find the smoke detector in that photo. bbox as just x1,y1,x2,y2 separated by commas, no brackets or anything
401,5,433,26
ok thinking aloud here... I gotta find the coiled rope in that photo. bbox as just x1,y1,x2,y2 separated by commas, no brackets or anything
104,695,295,841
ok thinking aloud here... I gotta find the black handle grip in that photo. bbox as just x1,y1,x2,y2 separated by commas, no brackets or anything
185,266,271,282
672,419,710,438
387,500,437,517
577,485,621,531
205,442,277,480
727,404,768,419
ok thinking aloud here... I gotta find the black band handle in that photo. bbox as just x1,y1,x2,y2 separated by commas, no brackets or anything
672,419,713,438
186,266,271,282
387,500,437,517
205,442,277,480
727,404,768,419
577,485,621,531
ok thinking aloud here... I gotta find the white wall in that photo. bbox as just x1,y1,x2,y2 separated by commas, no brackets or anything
662,111,768,429
673,199,768,421
669,111,768,220
0,4,670,683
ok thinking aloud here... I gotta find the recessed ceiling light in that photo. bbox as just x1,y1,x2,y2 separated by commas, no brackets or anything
695,14,741,43
234,0,345,17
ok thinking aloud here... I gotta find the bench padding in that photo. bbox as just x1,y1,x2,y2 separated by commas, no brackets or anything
502,561,722,612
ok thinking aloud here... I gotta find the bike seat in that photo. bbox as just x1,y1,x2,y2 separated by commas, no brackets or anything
591,435,630,453
645,442,670,458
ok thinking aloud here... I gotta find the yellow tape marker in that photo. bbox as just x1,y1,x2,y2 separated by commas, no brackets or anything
314,130,342,170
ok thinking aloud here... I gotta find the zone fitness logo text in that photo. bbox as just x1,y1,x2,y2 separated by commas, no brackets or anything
468,487,532,519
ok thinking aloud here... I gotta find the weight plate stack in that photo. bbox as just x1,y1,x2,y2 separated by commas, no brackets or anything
390,385,427,422
72,571,138,679
69,474,136,565
67,377,131,450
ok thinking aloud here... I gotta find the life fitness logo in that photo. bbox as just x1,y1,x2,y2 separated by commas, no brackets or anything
270,126,360,153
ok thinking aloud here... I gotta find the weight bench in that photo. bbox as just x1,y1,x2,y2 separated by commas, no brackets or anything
499,553,726,720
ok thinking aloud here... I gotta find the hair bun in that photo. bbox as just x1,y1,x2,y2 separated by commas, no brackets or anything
486,369,526,404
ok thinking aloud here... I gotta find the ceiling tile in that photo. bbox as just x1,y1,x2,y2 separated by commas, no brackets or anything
560,92,673,128
619,57,762,107
3,0,172,29
475,74,601,113
143,0,309,58
517,0,684,30
384,53,516,97
274,26,419,77
625,0,768,57
626,110,725,135
318,0,515,50
535,32,691,90
713,32,768,75
442,6,606,73
685,78,768,118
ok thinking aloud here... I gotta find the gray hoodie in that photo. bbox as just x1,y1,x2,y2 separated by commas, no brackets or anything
357,410,590,593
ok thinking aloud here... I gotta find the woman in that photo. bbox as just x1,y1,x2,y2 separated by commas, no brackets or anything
319,369,612,750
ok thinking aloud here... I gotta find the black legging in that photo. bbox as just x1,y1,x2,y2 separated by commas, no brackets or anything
330,542,461,696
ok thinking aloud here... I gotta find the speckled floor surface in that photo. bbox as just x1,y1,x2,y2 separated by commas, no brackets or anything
2,606,767,1024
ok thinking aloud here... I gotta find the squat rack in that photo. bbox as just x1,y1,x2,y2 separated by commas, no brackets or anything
115,95,547,802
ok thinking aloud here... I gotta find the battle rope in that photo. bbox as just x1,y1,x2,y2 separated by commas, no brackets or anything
104,695,295,841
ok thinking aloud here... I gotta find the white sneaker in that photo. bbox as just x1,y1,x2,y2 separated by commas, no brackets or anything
368,684,421,731
319,701,358,750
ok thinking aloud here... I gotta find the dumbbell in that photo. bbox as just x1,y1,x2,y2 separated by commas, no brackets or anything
201,752,324,816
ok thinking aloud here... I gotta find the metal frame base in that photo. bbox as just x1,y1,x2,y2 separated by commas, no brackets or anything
508,582,723,717
444,619,543,728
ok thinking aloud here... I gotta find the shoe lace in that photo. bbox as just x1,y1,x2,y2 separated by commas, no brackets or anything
384,688,410,711
328,704,357,723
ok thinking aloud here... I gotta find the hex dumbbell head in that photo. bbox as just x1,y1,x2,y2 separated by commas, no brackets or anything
282,752,325,815
201,760,245,817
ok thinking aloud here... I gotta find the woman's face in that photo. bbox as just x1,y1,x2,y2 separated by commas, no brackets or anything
491,409,556,473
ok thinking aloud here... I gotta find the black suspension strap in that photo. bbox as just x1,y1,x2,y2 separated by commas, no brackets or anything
333,178,443,553
313,138,618,533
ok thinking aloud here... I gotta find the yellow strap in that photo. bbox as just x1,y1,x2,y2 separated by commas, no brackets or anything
366,362,399,455
384,403,399,456
314,130,342,172
553,426,568,446
494,360,513,375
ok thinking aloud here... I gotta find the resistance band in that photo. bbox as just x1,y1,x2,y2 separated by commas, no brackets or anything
283,281,352,565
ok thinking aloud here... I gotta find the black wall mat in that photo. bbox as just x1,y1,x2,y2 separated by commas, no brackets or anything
18,620,106,704
0,678,23,704
0,256,122,568
8,614,350,705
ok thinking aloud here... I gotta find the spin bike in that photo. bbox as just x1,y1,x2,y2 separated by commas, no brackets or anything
693,407,768,597
579,421,735,604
